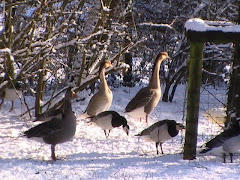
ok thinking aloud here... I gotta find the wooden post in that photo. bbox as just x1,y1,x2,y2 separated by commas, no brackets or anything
183,41,203,160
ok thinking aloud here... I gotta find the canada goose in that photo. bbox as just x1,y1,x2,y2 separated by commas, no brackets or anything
125,52,169,123
23,88,77,161
89,111,130,138
0,83,22,111
79,61,113,119
135,119,185,154
200,121,240,163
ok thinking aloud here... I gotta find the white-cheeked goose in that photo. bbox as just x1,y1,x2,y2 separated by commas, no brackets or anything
89,111,130,138
125,52,169,123
0,83,22,111
23,88,77,161
200,121,240,163
79,61,113,119
135,119,185,154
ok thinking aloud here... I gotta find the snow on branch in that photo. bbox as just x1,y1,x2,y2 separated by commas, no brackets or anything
137,22,173,30
185,18,240,32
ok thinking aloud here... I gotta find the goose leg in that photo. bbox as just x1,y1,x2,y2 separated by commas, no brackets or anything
223,153,226,163
156,142,159,155
9,101,14,111
229,153,233,163
146,114,148,123
51,145,57,161
160,143,164,154
104,130,108,138
108,130,111,137
0,98,4,109
104,130,111,138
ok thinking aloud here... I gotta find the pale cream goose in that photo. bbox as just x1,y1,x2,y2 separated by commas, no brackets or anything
125,52,169,123
0,83,22,111
79,61,113,119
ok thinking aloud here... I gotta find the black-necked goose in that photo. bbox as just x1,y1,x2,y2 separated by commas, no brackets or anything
0,83,22,111
79,61,113,119
200,121,240,163
125,52,169,123
89,111,130,138
135,119,185,154
23,88,77,161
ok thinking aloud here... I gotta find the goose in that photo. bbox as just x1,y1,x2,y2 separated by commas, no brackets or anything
200,121,240,163
34,108,63,122
135,119,185,154
0,83,22,111
89,111,130,138
125,52,169,123
23,88,77,161
79,61,113,119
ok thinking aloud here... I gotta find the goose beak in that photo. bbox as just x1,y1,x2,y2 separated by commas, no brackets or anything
72,92,78,98
108,62,113,68
123,125,130,136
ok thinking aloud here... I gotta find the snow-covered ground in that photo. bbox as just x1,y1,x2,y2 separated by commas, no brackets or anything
1,84,240,180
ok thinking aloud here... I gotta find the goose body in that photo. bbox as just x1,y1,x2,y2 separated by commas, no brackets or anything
24,88,77,160
200,121,240,163
35,108,63,122
0,85,22,111
125,52,169,123
136,119,185,154
89,111,129,138
79,61,113,119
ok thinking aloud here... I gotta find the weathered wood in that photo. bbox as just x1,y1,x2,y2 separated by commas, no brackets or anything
186,30,240,43
183,41,203,160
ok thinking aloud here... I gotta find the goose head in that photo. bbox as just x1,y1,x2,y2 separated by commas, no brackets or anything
156,52,169,61
123,124,130,136
99,60,112,74
120,116,130,135
176,123,185,131
65,88,78,100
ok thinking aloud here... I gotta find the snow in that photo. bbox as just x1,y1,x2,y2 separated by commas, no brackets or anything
1,84,240,179
185,18,240,33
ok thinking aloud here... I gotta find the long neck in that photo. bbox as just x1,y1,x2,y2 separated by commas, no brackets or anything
149,59,163,89
63,98,72,112
99,68,108,90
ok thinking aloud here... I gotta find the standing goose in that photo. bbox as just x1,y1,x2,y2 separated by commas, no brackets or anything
89,111,130,138
135,119,185,154
0,83,22,111
125,52,169,123
79,61,113,119
23,88,77,161
200,121,240,163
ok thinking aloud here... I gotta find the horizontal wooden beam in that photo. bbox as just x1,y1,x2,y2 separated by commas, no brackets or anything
186,30,240,43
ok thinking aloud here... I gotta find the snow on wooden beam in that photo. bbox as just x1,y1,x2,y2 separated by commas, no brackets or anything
185,18,240,43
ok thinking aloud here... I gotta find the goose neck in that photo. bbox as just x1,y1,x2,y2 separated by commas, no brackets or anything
149,59,163,89
99,68,108,90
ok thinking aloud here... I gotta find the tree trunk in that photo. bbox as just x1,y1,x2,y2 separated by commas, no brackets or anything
183,42,203,160
35,58,46,115
226,4,240,127
123,53,134,87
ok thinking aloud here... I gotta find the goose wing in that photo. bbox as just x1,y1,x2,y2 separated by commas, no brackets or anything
136,120,169,136
125,87,155,112
24,117,63,138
